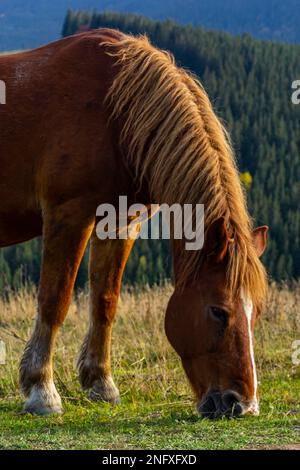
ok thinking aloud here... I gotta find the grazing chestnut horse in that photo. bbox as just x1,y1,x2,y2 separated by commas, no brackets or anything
0,29,268,418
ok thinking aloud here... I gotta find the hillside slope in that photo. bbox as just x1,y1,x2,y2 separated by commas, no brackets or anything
0,0,299,51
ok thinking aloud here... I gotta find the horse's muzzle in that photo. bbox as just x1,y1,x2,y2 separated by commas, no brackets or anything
197,390,246,419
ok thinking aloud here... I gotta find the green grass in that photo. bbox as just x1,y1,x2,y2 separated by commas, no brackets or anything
1,376,300,450
0,284,300,449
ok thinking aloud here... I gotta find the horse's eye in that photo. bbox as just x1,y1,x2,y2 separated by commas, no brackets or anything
209,306,228,328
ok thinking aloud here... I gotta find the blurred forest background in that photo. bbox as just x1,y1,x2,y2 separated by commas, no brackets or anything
1,0,300,51
1,9,300,292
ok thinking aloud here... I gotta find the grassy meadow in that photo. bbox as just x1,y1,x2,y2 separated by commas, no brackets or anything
0,283,300,450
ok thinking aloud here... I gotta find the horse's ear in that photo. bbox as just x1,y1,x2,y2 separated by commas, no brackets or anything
205,217,230,262
252,226,268,258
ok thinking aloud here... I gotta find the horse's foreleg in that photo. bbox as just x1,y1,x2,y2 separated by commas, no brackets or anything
20,206,94,415
78,233,134,404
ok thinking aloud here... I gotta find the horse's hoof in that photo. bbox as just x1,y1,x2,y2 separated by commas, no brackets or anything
89,389,121,404
89,377,121,405
22,383,63,416
22,403,63,416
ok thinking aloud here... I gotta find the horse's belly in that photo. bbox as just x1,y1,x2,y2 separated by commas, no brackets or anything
0,210,42,247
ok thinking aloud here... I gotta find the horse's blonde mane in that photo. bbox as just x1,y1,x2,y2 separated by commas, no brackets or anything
102,33,267,306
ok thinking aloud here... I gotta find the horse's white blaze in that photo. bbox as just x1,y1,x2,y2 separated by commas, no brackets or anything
241,291,259,415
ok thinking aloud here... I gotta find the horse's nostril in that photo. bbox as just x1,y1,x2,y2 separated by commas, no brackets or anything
232,402,243,416
222,391,243,417
222,390,239,407
198,394,217,418
198,391,222,419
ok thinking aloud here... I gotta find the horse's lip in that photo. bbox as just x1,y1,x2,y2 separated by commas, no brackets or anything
242,400,260,416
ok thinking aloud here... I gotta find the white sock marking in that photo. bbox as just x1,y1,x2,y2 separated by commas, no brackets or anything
24,382,62,415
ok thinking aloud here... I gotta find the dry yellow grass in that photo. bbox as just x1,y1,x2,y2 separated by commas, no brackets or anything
0,282,299,402
0,283,184,402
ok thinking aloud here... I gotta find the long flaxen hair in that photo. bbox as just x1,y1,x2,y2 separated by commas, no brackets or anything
101,33,267,307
